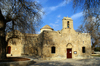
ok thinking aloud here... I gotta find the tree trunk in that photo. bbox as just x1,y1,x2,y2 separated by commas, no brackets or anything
0,36,7,59
92,42,97,54
92,46,95,54
0,9,7,59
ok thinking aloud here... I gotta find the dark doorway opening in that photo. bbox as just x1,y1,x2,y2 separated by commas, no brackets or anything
7,46,11,54
67,48,72,58
51,46,55,53
82,47,85,53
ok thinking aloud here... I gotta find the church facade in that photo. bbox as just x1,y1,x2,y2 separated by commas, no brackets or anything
6,17,91,60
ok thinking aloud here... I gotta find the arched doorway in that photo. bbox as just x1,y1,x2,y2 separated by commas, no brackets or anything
66,43,73,58
7,46,11,54
67,48,72,58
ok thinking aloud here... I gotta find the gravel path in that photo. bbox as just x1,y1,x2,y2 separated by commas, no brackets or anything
28,57,100,66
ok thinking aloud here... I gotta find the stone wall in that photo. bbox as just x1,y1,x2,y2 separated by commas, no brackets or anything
6,30,40,57
7,38,22,56
6,29,91,60
5,17,92,60
41,29,91,60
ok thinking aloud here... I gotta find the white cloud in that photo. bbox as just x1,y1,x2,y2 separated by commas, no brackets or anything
55,20,59,23
38,8,45,19
50,23,59,28
44,0,71,15
49,6,57,11
71,12,83,19
36,0,48,4
36,31,41,34
49,0,71,11
37,0,71,18
57,15,61,18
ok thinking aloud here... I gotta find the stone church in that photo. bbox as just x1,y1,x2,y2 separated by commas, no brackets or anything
6,17,91,60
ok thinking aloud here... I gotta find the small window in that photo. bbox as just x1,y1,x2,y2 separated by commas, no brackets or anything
67,21,69,28
51,46,55,53
82,47,85,53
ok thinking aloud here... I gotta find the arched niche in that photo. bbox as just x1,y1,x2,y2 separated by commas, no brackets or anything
66,43,73,48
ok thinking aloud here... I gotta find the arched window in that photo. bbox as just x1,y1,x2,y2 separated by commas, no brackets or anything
51,46,55,53
67,21,69,28
82,47,85,53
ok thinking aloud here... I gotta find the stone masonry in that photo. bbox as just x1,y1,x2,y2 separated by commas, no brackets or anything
6,16,91,60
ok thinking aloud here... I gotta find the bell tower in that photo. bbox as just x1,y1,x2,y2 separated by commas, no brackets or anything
62,16,73,29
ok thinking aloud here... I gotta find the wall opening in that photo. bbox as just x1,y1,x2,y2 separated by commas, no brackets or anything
7,46,11,54
35,49,38,55
82,47,85,53
67,21,69,28
67,48,72,58
51,46,55,53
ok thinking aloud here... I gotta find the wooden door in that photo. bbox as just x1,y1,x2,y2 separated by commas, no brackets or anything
8,46,11,54
67,49,72,58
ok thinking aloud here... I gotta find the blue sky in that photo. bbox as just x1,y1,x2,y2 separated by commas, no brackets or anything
36,0,84,34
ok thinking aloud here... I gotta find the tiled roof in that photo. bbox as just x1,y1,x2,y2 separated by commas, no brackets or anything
41,25,53,30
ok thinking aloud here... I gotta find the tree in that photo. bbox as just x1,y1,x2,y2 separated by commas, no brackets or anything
0,0,44,59
72,0,100,51
1,0,44,33
0,10,7,59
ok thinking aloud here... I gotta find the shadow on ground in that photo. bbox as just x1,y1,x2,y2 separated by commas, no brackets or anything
29,61,73,66
0,60,36,66
29,58,100,66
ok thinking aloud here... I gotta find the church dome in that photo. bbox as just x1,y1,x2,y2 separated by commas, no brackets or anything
40,25,53,30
